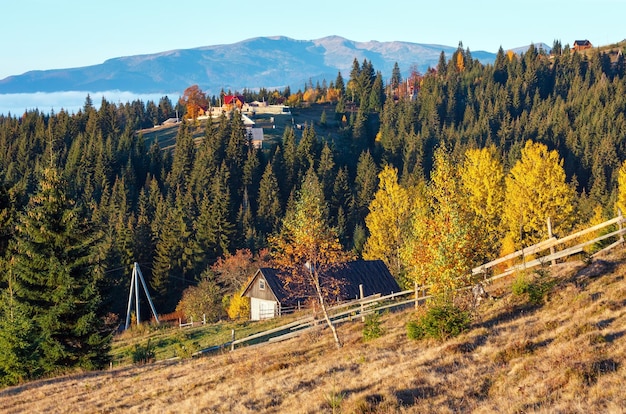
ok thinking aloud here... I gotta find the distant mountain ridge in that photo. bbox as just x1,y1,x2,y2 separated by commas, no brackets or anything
0,36,545,95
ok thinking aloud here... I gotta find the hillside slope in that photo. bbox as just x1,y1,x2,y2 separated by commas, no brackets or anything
1,250,625,413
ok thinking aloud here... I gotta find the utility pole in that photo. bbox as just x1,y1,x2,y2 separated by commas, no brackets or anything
124,262,160,330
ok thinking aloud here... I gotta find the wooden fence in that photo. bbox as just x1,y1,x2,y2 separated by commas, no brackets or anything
193,212,626,356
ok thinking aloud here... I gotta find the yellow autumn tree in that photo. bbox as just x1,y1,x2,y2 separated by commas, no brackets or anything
459,145,505,259
226,292,250,321
503,140,575,247
325,87,341,103
402,146,476,301
615,159,626,215
302,88,318,104
363,166,411,279
399,181,431,289
456,51,465,72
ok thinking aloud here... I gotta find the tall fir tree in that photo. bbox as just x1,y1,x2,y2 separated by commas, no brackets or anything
11,166,111,377
256,162,282,240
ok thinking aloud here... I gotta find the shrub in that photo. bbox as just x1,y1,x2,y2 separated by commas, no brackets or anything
132,339,155,364
407,303,470,341
226,293,251,321
362,312,384,341
512,271,554,305
324,385,346,414
176,276,224,323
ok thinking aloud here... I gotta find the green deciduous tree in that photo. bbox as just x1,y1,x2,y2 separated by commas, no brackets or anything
176,271,223,323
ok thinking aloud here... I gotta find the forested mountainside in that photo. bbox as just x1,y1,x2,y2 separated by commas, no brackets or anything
1,42,626,385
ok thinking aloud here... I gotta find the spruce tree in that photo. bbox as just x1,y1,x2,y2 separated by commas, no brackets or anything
354,150,379,225
256,162,282,239
167,120,196,193
12,166,111,376
391,62,402,91
0,264,38,386
335,71,345,96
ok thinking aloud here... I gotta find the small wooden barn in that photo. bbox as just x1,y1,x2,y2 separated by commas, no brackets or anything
573,39,592,51
241,260,401,320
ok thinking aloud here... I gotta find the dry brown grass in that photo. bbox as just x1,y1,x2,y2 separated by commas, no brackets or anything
1,251,626,413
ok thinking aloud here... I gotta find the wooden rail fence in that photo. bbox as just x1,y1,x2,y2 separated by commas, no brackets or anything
193,212,626,355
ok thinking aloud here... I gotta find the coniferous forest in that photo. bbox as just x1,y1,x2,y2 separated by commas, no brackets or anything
2,41,626,384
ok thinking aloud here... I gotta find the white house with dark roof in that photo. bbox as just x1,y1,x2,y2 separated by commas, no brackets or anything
241,260,400,320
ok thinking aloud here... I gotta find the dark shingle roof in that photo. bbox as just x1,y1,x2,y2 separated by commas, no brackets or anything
254,260,401,304
337,260,401,299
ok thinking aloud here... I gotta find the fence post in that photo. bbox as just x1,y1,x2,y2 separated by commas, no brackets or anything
359,284,365,322
414,281,419,309
619,209,624,244
230,329,235,351
547,217,556,266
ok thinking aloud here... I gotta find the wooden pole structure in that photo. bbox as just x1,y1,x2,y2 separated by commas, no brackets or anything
124,262,160,330
619,209,624,244
359,284,365,322
124,268,136,330
135,263,160,325
134,264,140,324
547,217,557,266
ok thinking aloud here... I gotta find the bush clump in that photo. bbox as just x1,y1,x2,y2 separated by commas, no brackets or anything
407,303,470,341
512,271,554,305
362,312,384,341
132,339,155,364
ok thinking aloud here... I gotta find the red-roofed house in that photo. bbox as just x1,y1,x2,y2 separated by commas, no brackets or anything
223,95,245,110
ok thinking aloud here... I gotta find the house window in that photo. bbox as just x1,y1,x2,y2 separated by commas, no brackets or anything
259,279,265,290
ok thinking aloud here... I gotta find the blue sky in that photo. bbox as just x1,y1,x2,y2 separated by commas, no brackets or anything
2,0,624,80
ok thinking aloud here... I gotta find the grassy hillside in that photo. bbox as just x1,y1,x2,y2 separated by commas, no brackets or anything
1,250,625,413
139,103,344,152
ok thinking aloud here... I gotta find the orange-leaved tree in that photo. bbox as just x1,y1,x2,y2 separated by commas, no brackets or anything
179,85,208,120
269,168,351,348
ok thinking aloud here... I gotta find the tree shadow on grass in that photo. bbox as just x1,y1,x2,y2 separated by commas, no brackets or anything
475,303,540,331
603,330,625,343
395,385,440,406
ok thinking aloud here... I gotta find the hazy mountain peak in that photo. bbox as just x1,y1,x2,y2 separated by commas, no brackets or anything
0,36,501,95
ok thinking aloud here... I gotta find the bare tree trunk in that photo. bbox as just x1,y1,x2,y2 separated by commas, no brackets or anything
312,269,342,348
